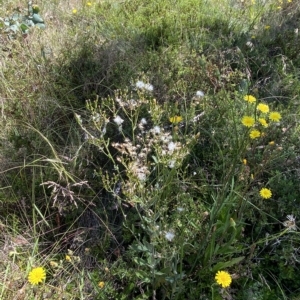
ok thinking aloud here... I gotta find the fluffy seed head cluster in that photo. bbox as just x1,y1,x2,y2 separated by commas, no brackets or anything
135,80,153,92
215,270,232,288
113,115,124,126
165,231,175,241
113,122,189,185
28,267,46,285
260,187,272,199
283,215,297,231
196,90,205,97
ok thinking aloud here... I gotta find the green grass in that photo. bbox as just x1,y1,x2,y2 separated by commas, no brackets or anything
0,0,300,299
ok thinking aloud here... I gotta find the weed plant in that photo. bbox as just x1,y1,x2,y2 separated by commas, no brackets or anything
0,0,300,299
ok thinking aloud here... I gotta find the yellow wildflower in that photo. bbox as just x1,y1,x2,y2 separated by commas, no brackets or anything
243,159,247,165
169,116,183,124
258,118,268,127
215,270,232,288
28,267,46,285
242,116,255,127
244,95,256,103
249,129,261,139
257,103,269,113
269,141,275,145
98,281,105,288
72,8,77,14
260,188,272,199
269,111,281,122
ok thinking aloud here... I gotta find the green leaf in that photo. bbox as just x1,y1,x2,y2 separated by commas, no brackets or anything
133,257,148,267
20,23,29,33
214,245,238,255
212,256,244,272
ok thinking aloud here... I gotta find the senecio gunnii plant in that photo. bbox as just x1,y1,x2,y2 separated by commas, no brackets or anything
73,79,291,298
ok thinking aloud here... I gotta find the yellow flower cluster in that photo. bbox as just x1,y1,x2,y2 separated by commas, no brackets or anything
241,96,282,139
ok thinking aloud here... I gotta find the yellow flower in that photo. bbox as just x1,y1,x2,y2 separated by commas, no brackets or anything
257,103,269,113
72,8,77,14
28,267,46,285
269,141,275,145
260,187,272,199
258,118,268,127
249,129,261,139
243,159,247,165
98,281,105,288
215,270,232,288
87,2,92,6
242,116,255,127
169,116,183,124
269,111,281,122
66,255,72,262
243,95,256,103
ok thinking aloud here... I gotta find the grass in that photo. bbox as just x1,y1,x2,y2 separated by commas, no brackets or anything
0,0,300,299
